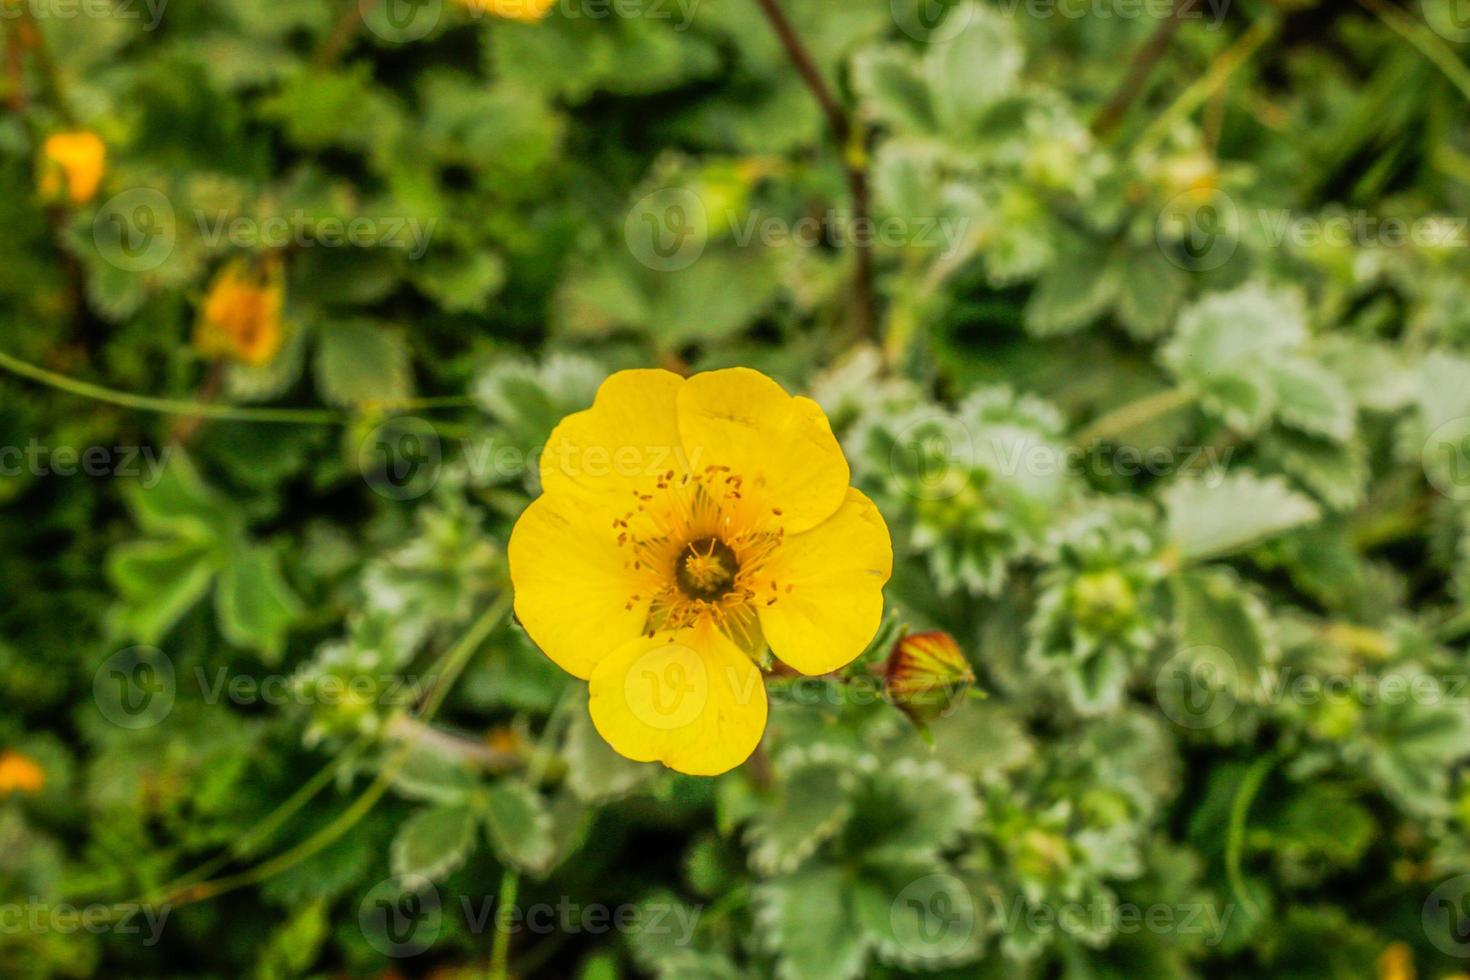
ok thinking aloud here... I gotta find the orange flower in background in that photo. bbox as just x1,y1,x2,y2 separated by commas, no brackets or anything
509,368,893,776
193,255,285,367
455,0,557,22
38,131,106,205
0,750,45,796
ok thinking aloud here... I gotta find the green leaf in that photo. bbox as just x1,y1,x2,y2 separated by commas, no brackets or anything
410,249,505,314
563,696,657,803
1267,358,1355,442
756,866,868,980
1265,784,1374,867
855,758,979,863
746,750,853,875
314,321,412,407
1361,666,1470,817
106,537,219,644
852,48,935,134
391,805,477,882
925,5,1022,134
214,546,302,663
482,780,556,876
855,860,984,969
1024,242,1120,337
1166,567,1274,713
1115,248,1186,339
1163,471,1320,562
125,452,235,542
1161,283,1310,434
390,744,480,806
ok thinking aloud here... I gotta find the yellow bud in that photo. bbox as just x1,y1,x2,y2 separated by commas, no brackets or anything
38,131,106,205
1375,942,1415,980
193,255,286,367
0,750,45,796
455,0,557,22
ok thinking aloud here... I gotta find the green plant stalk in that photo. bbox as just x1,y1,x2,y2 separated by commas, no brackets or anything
1357,0,1470,103
101,590,513,918
488,867,519,980
1133,16,1278,154
0,347,475,423
1072,387,1196,447
1226,753,1276,922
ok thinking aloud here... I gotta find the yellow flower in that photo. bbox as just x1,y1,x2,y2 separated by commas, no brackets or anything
455,0,557,22
0,750,45,796
1376,942,1414,980
193,255,285,367
509,368,892,775
38,131,106,205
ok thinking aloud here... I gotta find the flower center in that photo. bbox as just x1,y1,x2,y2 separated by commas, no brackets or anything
676,537,740,601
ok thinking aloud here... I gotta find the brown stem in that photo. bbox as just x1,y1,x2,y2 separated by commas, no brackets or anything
14,4,75,126
1093,0,1199,137
313,0,373,70
750,0,875,341
168,361,226,446
3,22,26,114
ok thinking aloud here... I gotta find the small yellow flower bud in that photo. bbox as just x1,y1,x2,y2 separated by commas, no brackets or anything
38,131,106,205
884,630,974,725
193,255,286,367
0,750,45,796
455,0,557,22
1375,942,1414,980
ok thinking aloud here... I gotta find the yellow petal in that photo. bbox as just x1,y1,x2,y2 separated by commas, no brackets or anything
759,488,893,676
40,131,105,205
588,626,767,776
539,369,686,516
676,368,848,533
508,492,646,679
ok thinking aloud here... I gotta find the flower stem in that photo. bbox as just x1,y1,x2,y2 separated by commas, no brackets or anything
0,347,474,424
1071,387,1196,447
1357,0,1470,103
750,0,875,343
1132,15,1277,155
1093,0,1198,137
489,868,519,980
98,591,513,918
1226,752,1275,923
